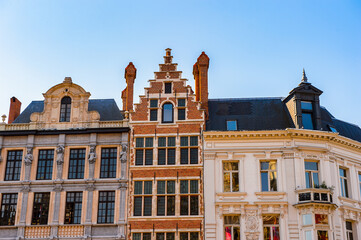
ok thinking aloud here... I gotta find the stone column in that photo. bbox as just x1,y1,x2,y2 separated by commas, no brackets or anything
117,182,128,239
17,185,31,238
51,184,63,237
0,135,3,163
84,183,95,237
88,145,97,179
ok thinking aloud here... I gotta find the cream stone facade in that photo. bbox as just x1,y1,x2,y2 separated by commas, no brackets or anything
204,129,361,240
0,78,129,240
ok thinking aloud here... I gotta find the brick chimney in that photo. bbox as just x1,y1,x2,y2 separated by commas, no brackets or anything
193,52,210,117
122,62,136,111
8,97,21,124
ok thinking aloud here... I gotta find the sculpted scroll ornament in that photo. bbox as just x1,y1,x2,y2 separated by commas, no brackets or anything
24,147,33,166
120,143,128,163
88,145,96,164
56,145,65,165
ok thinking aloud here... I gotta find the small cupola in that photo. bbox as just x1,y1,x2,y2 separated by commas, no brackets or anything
283,69,323,130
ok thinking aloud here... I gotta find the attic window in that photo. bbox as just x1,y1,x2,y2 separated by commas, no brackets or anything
60,97,71,122
301,101,314,130
164,83,172,94
227,120,237,131
328,125,338,133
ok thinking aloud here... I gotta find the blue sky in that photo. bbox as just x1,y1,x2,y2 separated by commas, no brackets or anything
0,0,360,126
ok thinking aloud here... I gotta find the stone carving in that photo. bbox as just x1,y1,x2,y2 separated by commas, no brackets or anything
21,185,31,192
119,182,128,189
86,183,95,192
56,145,65,165
24,147,33,166
88,145,96,164
53,184,63,192
245,210,259,232
120,143,128,163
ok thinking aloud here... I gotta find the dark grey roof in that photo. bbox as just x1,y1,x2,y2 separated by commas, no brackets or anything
13,99,123,123
207,98,361,143
207,98,295,131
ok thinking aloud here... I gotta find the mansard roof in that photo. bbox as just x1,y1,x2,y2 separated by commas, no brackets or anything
206,98,361,143
13,99,123,123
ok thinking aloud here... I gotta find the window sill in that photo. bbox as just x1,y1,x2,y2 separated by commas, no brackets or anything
338,196,359,206
216,192,247,202
255,192,286,200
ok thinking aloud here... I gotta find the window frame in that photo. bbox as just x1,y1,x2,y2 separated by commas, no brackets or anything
301,101,314,130
150,99,158,121
260,160,278,192
304,160,320,188
223,161,239,192
162,103,174,123
97,191,115,224
262,215,280,240
4,150,23,181
100,148,117,178
64,191,83,224
31,192,50,225
180,180,199,216
224,215,241,240
156,180,176,216
177,98,186,121
60,96,72,122
36,149,54,180
346,221,354,240
133,181,153,217
339,168,349,198
180,136,199,165
0,193,18,226
164,82,172,94
133,232,152,240
157,137,176,165
68,149,86,179
135,138,153,166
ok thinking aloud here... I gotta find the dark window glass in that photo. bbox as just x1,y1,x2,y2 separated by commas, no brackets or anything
157,233,165,240
162,103,173,123
157,196,165,216
178,109,186,120
5,150,23,181
180,148,189,164
134,181,152,216
36,150,54,180
64,192,82,224
180,196,189,215
180,180,198,216
144,181,152,194
60,96,71,122
150,109,158,121
178,99,186,107
158,137,166,147
166,233,175,240
136,149,144,165
143,197,152,216
181,137,188,146
145,149,153,165
190,180,198,193
133,233,141,240
97,191,115,223
302,113,314,130
134,197,142,216
190,148,198,164
190,137,198,146
168,149,175,165
0,193,17,226
68,149,85,179
143,233,152,240
227,120,237,131
190,232,199,240
145,138,153,147
136,138,144,148
305,161,318,171
168,137,176,146
150,99,158,108
100,148,117,178
165,83,172,93
32,193,50,225
158,149,166,165
190,196,199,215
157,181,175,216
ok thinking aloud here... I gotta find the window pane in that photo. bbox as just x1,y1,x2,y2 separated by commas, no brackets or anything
150,109,158,121
305,161,318,171
145,138,153,147
180,180,188,193
157,196,165,216
190,148,198,164
166,233,175,240
133,233,141,240
224,172,231,192
162,104,173,123
167,149,175,165
261,172,269,191
315,214,328,225
190,196,198,215
167,196,175,215
190,232,199,240
135,150,144,166
134,182,143,195
145,149,153,165
168,137,176,146
317,231,328,240
340,168,346,177
157,181,165,194
165,83,172,93
190,180,198,193
144,181,152,194
302,113,314,130
180,137,188,146
301,101,313,110
178,109,185,120
305,231,312,240
143,233,152,240
167,181,175,194
150,99,158,108
180,148,189,164
313,172,319,188
136,138,144,148
178,99,186,107
180,196,188,215
158,149,166,165
232,172,239,192
190,136,198,146
143,197,152,216
134,197,142,216
346,221,352,230
158,137,166,147
227,120,237,131
157,233,165,240
303,214,312,225
270,171,277,191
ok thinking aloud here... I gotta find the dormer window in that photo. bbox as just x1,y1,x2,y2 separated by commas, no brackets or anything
164,82,172,94
301,101,314,130
60,96,71,122
162,103,173,123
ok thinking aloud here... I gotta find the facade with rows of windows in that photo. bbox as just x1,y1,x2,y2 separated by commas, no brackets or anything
203,72,361,240
0,78,129,239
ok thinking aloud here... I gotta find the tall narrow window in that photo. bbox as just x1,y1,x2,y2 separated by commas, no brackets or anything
180,136,198,164
100,148,117,178
0,193,17,226
301,101,314,130
36,149,54,180
178,99,186,120
32,193,50,225
180,180,199,216
346,221,354,240
162,103,174,123
157,180,175,216
223,162,239,192
150,99,158,121
64,192,82,224
97,191,115,223
158,137,176,165
260,160,277,192
5,150,23,181
164,82,172,93
305,161,319,188
180,232,199,240
340,168,349,198
135,138,153,165
224,215,240,240
134,181,152,216
68,149,86,179
60,96,71,122
263,215,280,240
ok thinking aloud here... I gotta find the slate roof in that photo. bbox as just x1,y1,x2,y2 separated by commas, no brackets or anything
206,98,361,143
13,99,123,123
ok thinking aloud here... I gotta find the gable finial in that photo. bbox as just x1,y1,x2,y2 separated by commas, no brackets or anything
302,68,308,83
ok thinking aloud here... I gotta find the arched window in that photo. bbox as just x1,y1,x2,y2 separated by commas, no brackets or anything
162,103,173,123
60,96,71,122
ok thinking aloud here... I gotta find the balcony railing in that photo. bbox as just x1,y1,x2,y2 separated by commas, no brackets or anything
296,188,333,204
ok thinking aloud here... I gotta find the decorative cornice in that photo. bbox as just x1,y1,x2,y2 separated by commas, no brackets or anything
203,129,361,152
